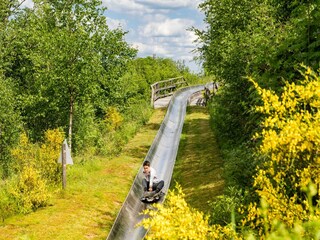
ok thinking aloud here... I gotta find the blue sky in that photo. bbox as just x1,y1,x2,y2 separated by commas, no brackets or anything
102,0,205,73
21,0,205,73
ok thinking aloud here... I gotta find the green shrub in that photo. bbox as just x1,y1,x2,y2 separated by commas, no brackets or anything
124,99,153,125
0,184,16,222
208,187,245,227
72,104,101,154
222,145,257,191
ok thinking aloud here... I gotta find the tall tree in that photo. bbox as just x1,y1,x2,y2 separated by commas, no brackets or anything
8,0,136,150
194,0,320,143
194,0,267,143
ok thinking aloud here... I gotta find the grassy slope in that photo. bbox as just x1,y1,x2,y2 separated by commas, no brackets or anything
0,106,224,239
0,109,166,240
172,106,224,213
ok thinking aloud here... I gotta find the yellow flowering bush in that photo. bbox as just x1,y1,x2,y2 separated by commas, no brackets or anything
9,166,50,214
244,67,320,236
10,132,37,172
8,129,64,213
138,184,240,240
11,129,64,184
39,129,64,184
104,106,123,131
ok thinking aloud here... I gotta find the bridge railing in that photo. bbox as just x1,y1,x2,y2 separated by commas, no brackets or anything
150,76,188,107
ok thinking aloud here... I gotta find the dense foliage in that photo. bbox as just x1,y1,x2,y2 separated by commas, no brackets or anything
195,0,320,147
243,68,320,236
0,0,137,172
0,129,63,217
194,0,320,192
9,0,137,149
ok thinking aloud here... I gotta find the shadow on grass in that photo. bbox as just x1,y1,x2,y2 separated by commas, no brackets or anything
172,106,224,213
143,122,162,131
125,145,152,159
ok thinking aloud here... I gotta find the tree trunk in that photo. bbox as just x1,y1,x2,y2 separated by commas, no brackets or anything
68,94,73,151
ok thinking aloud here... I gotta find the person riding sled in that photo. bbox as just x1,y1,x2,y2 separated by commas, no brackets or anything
142,160,164,198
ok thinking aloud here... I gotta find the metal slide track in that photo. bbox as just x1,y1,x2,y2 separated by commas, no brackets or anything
106,85,205,240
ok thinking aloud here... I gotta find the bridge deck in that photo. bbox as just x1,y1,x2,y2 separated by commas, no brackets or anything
154,95,203,109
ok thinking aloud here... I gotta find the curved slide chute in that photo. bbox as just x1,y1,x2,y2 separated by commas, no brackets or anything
107,85,206,240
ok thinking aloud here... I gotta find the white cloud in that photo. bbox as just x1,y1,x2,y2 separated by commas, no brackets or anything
134,42,170,56
136,30,196,59
141,18,194,37
102,0,153,15
142,13,168,23
135,0,201,9
103,0,202,15
106,17,127,30
134,38,201,72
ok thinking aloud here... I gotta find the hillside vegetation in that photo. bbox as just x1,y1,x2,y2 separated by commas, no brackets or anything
0,0,202,225
0,109,166,239
0,106,223,239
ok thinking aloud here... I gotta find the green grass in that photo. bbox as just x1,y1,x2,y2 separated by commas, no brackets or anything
172,106,225,213
0,109,166,240
0,106,224,239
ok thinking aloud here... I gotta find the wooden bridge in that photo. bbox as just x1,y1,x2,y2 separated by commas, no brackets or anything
152,81,219,109
150,76,188,108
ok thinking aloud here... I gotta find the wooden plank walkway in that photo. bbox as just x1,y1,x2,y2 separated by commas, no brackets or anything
153,94,203,109
154,96,172,108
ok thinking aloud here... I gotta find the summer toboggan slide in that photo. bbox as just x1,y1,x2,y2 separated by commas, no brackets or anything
106,84,211,240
